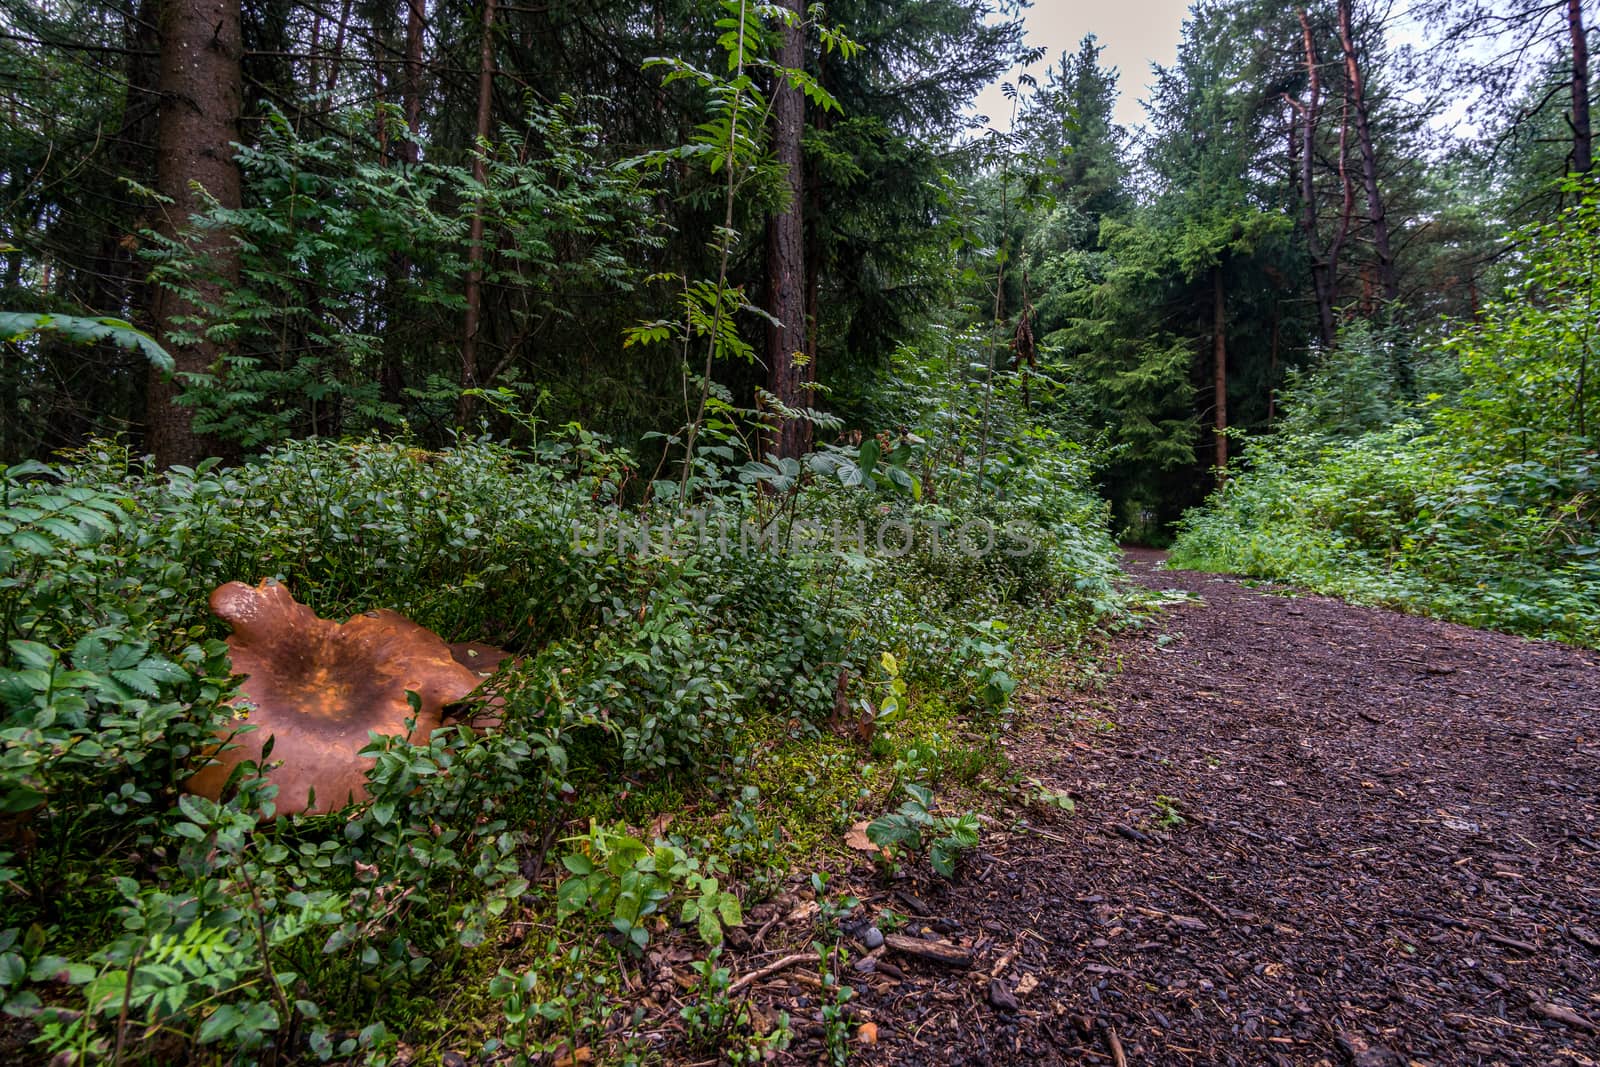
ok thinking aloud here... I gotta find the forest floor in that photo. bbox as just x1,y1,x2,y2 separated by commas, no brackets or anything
716,551,1600,1066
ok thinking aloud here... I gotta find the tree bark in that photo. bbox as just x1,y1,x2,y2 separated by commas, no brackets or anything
404,0,426,159
1268,301,1280,427
380,0,426,407
1338,0,1399,306
1570,0,1592,174
147,0,243,468
765,0,809,460
1294,8,1337,347
324,0,354,106
1212,265,1228,478
457,0,495,426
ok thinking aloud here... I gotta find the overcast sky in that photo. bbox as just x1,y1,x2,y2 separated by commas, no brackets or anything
969,0,1195,133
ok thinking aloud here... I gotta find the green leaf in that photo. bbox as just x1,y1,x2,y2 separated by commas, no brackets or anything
198,1003,242,1044
857,438,881,480
6,641,54,671
556,876,589,919
27,956,92,984
0,788,44,815
0,954,24,987
696,908,722,947
0,313,175,373
865,815,919,849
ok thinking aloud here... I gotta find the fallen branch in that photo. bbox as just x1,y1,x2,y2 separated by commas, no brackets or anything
1104,1025,1127,1067
728,952,814,994
883,933,972,968
1531,1000,1596,1032
1165,879,1230,924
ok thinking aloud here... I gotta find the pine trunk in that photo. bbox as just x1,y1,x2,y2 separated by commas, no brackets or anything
765,0,809,460
147,0,243,468
1339,0,1399,306
404,0,426,151
1570,0,1592,174
458,0,495,426
1296,8,1337,346
1212,265,1228,478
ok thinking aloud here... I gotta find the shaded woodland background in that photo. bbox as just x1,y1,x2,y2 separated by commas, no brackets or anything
1,4,1598,1060
1,0,1594,529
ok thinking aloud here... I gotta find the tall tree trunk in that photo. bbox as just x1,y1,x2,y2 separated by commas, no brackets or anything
380,0,426,407
458,0,495,426
404,0,426,152
1338,0,1399,306
765,0,809,459
1332,80,1355,323
1212,265,1228,478
1570,0,1592,174
1294,8,1337,347
1268,301,1280,427
147,0,243,468
324,0,354,106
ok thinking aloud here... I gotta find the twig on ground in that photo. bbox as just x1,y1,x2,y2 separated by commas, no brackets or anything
728,952,813,994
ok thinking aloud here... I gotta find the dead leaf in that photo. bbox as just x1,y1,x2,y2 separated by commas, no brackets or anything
845,820,886,856
788,899,820,923
553,1048,593,1067
857,1022,878,1044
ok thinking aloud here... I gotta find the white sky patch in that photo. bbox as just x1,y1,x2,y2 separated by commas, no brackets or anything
964,0,1503,142
968,0,1192,134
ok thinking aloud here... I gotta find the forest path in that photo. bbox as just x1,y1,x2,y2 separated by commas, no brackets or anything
843,552,1600,1066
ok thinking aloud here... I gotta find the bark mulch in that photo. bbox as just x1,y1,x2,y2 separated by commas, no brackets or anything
738,552,1600,1066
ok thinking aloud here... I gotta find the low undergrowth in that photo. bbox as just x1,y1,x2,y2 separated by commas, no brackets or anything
1171,192,1600,648
1168,426,1599,645
0,426,1120,1063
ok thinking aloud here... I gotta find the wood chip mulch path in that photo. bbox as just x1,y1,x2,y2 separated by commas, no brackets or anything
752,551,1600,1066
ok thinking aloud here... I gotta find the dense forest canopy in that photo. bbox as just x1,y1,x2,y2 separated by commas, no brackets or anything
1,0,1593,521
1,0,1597,1060
0,0,1591,505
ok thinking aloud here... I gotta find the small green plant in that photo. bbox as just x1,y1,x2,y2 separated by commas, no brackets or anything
487,941,630,1065
557,822,741,951
862,650,908,728
818,956,853,1067
1152,794,1186,829
679,875,744,950
678,948,791,1063
865,784,980,879
1026,777,1076,813
809,871,861,933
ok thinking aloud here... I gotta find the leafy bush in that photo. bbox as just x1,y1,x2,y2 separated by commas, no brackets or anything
145,100,662,448
0,430,1120,1061
1172,187,1600,646
865,783,981,879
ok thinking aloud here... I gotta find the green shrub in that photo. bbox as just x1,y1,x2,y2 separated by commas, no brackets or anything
0,432,1120,1061
1172,190,1600,646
